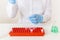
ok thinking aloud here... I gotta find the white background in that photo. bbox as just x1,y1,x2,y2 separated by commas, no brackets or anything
0,0,60,40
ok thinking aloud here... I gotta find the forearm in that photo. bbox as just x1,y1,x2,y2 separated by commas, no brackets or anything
43,0,51,22
7,0,18,18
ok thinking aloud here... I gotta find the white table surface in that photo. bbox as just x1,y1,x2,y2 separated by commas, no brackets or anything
0,24,60,40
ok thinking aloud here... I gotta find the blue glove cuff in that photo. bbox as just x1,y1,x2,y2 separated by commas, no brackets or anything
9,0,16,4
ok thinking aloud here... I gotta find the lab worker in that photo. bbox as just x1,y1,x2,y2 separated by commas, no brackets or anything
7,0,51,26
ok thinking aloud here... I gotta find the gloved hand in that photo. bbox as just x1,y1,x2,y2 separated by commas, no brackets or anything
29,14,43,24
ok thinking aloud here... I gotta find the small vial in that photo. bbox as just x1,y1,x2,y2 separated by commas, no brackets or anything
51,25,58,33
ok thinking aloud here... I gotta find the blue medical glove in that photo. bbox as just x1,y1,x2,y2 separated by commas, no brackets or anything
29,14,43,24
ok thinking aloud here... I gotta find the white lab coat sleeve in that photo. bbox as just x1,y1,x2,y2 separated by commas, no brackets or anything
43,0,51,22
7,0,18,18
